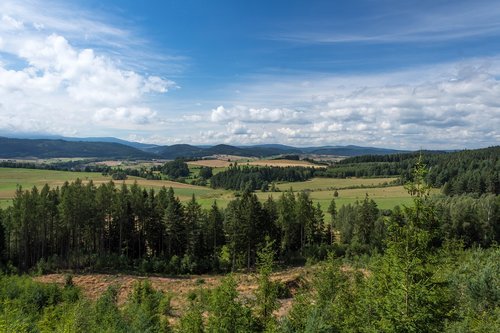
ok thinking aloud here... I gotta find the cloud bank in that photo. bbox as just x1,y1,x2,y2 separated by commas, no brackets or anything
0,1,173,136
185,59,499,149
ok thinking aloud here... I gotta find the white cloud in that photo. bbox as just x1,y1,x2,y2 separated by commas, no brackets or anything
1,14,24,30
277,127,309,138
93,107,157,125
207,58,500,149
211,105,307,124
273,1,500,44
0,1,175,136
182,114,203,122
227,121,252,135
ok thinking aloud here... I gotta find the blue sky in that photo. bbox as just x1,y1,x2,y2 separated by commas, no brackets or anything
0,0,499,149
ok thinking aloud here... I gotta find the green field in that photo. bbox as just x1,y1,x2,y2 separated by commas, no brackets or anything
275,177,398,191
0,168,420,211
0,168,227,208
256,182,416,211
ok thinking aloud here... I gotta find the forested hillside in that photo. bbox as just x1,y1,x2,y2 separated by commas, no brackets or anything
0,137,154,159
0,163,499,331
323,146,500,195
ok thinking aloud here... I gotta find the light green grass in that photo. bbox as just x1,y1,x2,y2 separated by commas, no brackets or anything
275,177,398,191
0,168,110,198
255,185,415,211
0,199,12,210
0,169,422,211
0,168,230,207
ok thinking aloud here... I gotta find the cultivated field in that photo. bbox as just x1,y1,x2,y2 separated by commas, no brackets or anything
187,159,232,168
245,159,325,168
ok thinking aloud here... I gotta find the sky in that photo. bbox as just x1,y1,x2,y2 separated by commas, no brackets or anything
0,0,499,149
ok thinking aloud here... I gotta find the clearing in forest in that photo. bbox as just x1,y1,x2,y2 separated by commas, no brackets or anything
34,266,314,319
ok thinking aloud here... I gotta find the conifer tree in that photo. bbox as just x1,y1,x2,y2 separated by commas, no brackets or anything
373,159,451,332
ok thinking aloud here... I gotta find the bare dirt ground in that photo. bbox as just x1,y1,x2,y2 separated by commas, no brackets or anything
34,266,314,319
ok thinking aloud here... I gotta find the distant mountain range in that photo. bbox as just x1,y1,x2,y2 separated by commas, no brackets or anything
0,134,159,150
0,137,154,159
0,136,411,159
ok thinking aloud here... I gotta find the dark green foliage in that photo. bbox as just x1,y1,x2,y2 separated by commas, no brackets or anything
334,194,385,255
0,158,498,331
178,301,204,333
210,165,317,191
444,247,500,332
124,280,171,332
199,166,213,180
206,275,256,332
286,254,365,332
322,146,500,196
255,237,279,328
162,159,190,179
111,171,128,180
434,194,500,247
93,286,128,332
153,143,301,160
0,137,154,159
0,274,176,332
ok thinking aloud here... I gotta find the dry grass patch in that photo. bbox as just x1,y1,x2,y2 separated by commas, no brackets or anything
34,266,314,318
187,160,232,168
246,159,325,168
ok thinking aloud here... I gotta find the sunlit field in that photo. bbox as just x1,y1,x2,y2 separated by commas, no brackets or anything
0,168,431,211
0,168,227,207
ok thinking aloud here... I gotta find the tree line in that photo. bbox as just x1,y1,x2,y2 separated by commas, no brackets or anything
210,164,316,191
0,180,325,273
1,179,499,274
1,162,498,332
322,146,500,196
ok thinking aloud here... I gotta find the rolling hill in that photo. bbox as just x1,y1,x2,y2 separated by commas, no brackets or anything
0,136,411,159
0,137,155,159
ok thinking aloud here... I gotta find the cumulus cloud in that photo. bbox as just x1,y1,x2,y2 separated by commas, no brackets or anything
93,107,157,125
0,1,174,135
211,105,308,124
227,121,252,135
1,14,24,30
210,59,500,149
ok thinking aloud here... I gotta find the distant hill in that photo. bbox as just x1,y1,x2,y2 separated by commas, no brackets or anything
152,143,303,159
245,144,302,154
152,143,407,159
148,144,206,159
0,137,155,159
0,134,159,151
304,145,408,156
0,135,414,159
62,137,159,150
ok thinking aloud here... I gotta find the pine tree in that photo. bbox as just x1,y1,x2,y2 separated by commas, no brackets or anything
206,275,256,333
373,159,451,332
255,237,279,328
327,198,337,245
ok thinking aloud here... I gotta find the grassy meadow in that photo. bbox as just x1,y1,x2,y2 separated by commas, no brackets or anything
257,177,414,211
0,167,419,211
0,167,226,208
